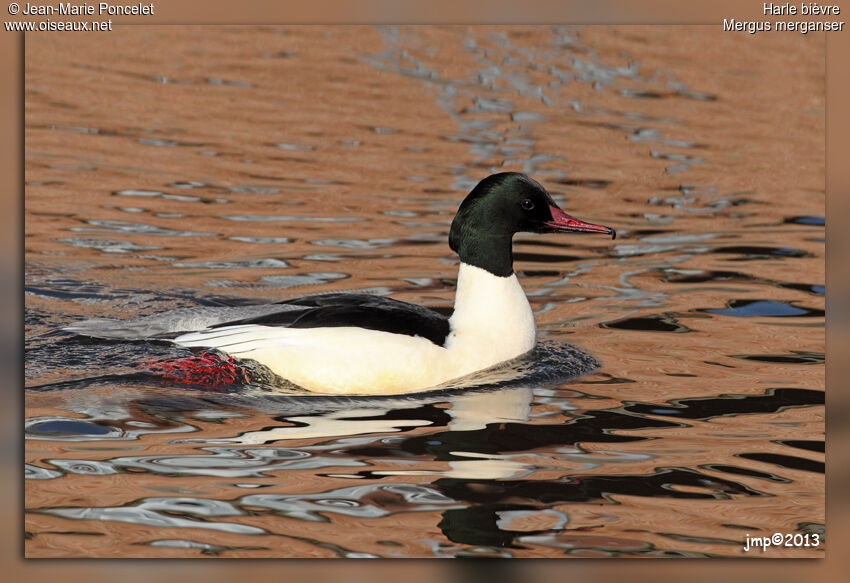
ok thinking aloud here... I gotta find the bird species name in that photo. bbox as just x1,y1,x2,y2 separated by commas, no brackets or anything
723,3,844,34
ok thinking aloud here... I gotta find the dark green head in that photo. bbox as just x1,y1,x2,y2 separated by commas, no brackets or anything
448,172,615,276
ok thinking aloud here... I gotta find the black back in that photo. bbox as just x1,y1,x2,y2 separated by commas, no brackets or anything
211,293,452,347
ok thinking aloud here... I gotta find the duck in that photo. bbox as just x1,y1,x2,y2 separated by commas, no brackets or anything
65,172,615,395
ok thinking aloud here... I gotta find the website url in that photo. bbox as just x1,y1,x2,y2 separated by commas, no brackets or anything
5,19,112,31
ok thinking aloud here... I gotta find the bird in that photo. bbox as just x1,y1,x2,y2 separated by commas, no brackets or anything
65,172,615,395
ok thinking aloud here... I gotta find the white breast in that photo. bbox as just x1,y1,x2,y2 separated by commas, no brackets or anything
443,262,537,377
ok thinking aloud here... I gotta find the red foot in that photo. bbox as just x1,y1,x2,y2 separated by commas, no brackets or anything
143,352,252,387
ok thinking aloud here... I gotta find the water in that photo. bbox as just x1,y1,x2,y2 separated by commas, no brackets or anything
25,26,824,558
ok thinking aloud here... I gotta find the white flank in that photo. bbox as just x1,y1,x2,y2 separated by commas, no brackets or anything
173,262,538,395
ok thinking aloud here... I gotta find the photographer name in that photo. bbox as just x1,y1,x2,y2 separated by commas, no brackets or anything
21,2,154,16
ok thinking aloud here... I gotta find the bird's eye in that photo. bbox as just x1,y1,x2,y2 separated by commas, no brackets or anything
520,199,535,211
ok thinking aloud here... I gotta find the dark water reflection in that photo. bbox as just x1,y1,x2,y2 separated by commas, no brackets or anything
25,367,822,556
25,26,823,557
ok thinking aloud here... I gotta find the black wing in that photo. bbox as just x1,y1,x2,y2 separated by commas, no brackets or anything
210,293,452,347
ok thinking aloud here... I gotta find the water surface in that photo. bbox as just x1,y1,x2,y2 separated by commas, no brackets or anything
25,26,824,558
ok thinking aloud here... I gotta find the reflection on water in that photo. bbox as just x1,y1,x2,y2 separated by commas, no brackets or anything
25,26,823,557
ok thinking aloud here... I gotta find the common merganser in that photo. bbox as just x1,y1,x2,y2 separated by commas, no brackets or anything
65,172,614,395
